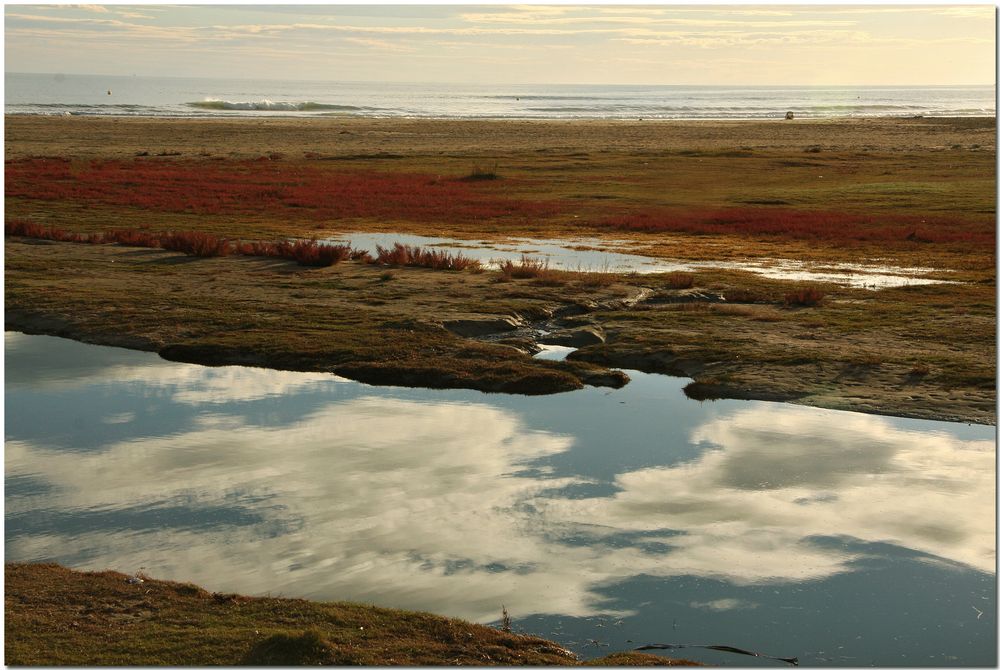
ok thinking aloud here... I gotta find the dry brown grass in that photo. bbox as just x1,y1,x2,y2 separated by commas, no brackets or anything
5,563,698,667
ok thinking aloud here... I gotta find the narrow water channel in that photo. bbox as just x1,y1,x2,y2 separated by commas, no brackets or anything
5,332,995,666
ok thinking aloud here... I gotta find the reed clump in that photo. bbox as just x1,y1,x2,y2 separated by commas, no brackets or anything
160,231,231,257
374,243,482,271
497,255,552,280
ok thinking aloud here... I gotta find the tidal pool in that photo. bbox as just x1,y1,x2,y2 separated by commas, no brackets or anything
5,332,995,666
326,232,954,290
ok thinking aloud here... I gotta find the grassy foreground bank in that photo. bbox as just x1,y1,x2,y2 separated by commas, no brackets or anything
4,563,694,666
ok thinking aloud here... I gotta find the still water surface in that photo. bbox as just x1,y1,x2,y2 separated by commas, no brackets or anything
5,332,995,666
326,232,954,290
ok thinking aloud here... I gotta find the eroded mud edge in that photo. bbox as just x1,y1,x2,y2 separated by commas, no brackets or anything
6,308,993,426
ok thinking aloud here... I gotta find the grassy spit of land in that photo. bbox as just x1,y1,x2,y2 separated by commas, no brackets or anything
5,563,695,666
4,115,996,424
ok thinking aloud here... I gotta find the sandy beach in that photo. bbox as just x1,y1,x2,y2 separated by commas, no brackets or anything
5,114,995,159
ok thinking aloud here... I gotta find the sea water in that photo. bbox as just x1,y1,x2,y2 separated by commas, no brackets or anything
5,72,996,119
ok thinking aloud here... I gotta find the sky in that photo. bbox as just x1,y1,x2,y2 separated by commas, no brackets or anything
3,4,996,86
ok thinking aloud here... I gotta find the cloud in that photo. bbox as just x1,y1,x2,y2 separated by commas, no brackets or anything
615,29,872,49
4,332,345,403
342,36,415,53
690,598,758,611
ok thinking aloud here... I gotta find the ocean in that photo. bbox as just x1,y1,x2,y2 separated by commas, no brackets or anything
5,72,995,120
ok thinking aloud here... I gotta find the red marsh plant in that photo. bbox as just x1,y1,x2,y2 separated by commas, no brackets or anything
234,239,354,266
98,229,163,248
5,158,562,225
374,243,481,271
593,206,994,246
160,231,231,257
279,240,353,267
5,219,85,242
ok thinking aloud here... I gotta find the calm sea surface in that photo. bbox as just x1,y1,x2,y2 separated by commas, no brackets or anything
5,73,995,119
6,332,995,666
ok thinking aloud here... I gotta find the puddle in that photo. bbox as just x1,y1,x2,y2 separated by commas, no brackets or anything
325,232,682,274
325,232,955,290
688,258,955,289
534,345,577,361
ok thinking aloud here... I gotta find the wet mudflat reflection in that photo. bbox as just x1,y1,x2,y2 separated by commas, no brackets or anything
5,332,995,666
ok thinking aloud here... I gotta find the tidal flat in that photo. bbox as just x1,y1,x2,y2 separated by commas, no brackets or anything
4,115,995,423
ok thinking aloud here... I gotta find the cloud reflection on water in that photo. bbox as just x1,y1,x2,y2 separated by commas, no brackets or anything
544,404,995,581
5,339,994,623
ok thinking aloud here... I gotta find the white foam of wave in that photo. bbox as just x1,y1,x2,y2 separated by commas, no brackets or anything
188,98,357,112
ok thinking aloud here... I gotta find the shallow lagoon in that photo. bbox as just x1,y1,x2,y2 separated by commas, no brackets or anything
5,332,995,666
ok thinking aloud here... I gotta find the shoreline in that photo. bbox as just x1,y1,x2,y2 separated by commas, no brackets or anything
7,112,997,120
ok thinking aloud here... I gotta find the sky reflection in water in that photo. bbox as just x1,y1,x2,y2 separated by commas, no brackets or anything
327,232,953,289
5,332,995,665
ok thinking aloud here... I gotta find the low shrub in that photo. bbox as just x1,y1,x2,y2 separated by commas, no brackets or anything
462,163,500,181
784,287,826,307
664,272,695,289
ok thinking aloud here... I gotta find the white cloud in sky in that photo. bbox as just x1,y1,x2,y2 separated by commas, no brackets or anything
4,5,995,86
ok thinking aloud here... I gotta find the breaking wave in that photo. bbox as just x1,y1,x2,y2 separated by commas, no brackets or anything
187,99,361,112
